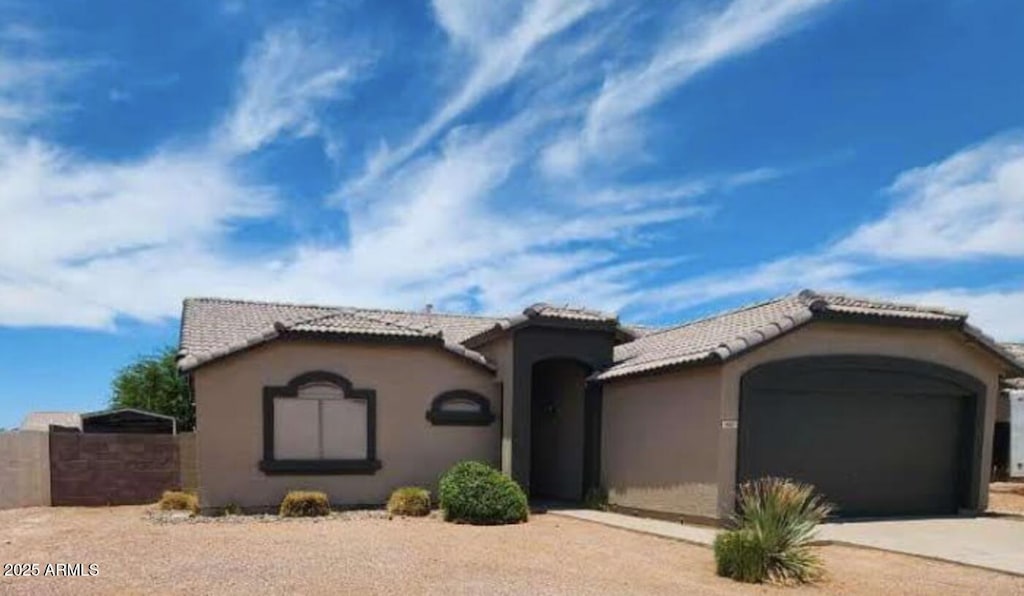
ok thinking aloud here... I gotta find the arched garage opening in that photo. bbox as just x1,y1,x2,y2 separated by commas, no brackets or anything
737,356,984,517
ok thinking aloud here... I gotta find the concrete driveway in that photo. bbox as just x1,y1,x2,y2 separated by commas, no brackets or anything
819,517,1024,576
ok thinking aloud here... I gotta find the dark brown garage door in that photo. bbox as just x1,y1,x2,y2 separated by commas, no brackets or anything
738,356,982,517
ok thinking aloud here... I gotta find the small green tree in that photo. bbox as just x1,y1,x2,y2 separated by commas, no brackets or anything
110,346,193,431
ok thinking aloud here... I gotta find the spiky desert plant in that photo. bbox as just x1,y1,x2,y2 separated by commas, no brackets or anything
716,477,833,584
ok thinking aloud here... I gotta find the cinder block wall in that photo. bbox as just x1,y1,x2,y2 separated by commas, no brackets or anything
0,431,51,509
49,433,180,506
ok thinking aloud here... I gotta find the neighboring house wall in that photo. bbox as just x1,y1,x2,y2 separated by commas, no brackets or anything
192,340,500,509
718,321,1005,518
177,432,199,491
0,431,50,510
49,433,180,506
997,391,1010,423
602,367,721,520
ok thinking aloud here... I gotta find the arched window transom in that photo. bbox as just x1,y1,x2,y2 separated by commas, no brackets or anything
426,390,495,426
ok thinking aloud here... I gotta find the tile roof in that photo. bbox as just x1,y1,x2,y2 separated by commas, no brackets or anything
597,289,1019,381
20,411,82,431
523,303,618,323
460,302,620,347
178,298,500,371
178,292,1024,382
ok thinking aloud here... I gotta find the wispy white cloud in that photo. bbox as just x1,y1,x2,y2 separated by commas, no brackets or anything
578,166,782,207
626,132,1024,339
0,23,349,327
217,24,360,156
0,4,831,330
838,132,1024,260
543,0,838,176
0,136,276,326
0,25,91,129
890,287,1024,340
348,0,605,191
629,253,866,318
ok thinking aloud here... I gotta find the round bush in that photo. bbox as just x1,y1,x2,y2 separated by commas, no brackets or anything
387,487,431,517
279,490,331,517
438,461,528,525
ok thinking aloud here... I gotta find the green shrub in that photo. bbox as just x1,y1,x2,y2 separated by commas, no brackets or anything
223,502,243,516
158,490,198,514
279,490,331,517
714,529,767,583
387,487,432,517
714,477,832,585
438,461,528,525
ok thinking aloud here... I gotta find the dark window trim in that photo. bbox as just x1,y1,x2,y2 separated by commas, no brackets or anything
259,370,380,475
425,390,495,426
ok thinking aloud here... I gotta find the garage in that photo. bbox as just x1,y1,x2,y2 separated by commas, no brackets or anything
738,355,983,517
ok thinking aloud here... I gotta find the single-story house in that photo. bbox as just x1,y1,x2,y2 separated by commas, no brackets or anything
20,408,177,434
177,290,1024,521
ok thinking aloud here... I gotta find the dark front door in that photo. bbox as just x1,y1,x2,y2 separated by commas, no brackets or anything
738,356,981,517
530,359,588,501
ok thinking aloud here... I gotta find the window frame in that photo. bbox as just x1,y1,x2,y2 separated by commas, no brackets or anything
425,390,495,426
259,371,381,475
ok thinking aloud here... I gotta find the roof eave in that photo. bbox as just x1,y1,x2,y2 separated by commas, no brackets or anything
596,307,995,383
179,329,496,374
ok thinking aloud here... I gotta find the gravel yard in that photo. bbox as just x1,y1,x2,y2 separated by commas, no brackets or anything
1,506,1022,595
989,483,1024,516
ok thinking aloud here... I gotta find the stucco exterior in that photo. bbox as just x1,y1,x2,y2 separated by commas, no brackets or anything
192,339,500,509
181,294,1015,520
717,321,1006,517
602,367,722,520
598,321,1007,522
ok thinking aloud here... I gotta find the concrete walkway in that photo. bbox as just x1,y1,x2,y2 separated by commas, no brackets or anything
550,508,1024,576
547,508,717,546
817,517,1024,576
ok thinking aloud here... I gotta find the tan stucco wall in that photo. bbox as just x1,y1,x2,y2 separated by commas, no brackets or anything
0,431,51,510
602,368,722,519
717,321,1007,517
193,340,500,509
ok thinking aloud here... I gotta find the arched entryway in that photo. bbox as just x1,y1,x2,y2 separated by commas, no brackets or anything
530,358,590,501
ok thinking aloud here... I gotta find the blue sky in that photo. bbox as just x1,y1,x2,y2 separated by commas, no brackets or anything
1,0,1023,428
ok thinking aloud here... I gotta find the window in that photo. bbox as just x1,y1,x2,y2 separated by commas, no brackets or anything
426,390,495,426
260,371,380,475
